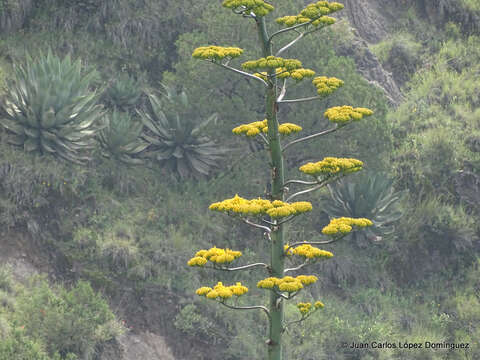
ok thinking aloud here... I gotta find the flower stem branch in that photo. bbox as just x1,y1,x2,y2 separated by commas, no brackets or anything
276,32,304,56
277,95,322,104
286,237,346,251
243,219,272,233
217,62,268,86
282,125,339,152
286,174,345,202
258,133,269,146
283,179,319,187
268,22,312,44
220,301,271,320
284,260,310,273
214,263,269,271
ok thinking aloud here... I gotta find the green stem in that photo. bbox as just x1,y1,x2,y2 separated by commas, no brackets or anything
257,16,284,360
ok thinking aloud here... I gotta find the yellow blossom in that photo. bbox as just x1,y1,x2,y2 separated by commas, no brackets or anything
209,194,311,219
222,0,274,16
206,290,219,299
242,56,302,71
257,279,275,289
192,46,244,60
187,256,208,267
278,123,303,135
296,275,318,285
278,281,303,292
229,282,249,296
324,105,374,124
299,157,363,177
196,287,212,296
312,76,344,95
233,120,302,137
276,1,343,27
297,302,312,314
291,244,334,259
257,275,316,293
197,281,248,300
190,247,242,266
322,217,373,235
290,201,313,213
314,300,325,309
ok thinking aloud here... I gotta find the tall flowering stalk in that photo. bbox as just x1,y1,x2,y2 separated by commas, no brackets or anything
188,2,374,359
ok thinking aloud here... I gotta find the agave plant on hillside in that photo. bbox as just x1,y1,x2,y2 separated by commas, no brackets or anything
138,87,226,178
98,110,148,164
0,50,103,164
324,172,406,243
103,72,143,111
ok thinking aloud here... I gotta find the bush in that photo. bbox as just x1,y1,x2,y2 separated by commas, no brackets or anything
15,277,123,358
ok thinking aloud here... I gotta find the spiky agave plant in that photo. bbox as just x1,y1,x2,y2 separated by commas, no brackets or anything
324,172,405,242
103,72,142,111
138,86,226,178
98,110,148,164
0,50,104,164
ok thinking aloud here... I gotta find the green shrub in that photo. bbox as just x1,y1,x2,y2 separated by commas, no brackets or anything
15,277,123,358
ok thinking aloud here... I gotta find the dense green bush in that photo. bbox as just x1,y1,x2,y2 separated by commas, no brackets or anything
0,267,123,360
15,277,123,358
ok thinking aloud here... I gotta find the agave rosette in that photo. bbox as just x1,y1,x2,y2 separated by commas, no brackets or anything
0,50,104,164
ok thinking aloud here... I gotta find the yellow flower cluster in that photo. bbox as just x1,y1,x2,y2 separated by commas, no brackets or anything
322,217,373,235
255,67,315,82
266,200,312,219
188,247,242,267
276,1,343,27
209,194,312,218
297,300,324,314
242,56,302,71
324,106,374,124
257,275,318,293
284,244,334,259
187,256,208,266
279,123,303,135
297,302,312,314
232,119,267,137
277,67,316,81
312,76,344,95
232,119,302,137
196,281,249,299
192,46,244,61
299,157,363,176
222,0,274,16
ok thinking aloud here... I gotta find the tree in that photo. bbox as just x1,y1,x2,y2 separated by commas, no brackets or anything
187,2,375,359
